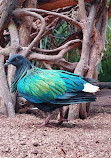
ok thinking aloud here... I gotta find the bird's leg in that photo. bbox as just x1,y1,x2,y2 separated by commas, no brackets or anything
57,107,68,125
38,112,52,127
44,112,52,126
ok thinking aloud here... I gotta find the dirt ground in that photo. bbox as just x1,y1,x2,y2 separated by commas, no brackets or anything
0,89,111,158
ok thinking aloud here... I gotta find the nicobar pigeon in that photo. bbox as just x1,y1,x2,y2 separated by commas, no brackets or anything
4,54,99,126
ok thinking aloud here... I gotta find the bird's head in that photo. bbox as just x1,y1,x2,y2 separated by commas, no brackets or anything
4,54,31,68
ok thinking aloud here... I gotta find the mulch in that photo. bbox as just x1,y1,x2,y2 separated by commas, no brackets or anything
0,88,111,158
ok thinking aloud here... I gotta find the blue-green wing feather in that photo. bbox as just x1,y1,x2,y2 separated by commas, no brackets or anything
56,70,86,92
17,68,88,104
17,68,66,103
41,69,87,92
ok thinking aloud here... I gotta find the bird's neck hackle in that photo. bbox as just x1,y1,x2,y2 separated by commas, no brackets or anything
11,61,32,92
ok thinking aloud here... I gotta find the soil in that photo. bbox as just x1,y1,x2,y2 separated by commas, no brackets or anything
0,89,111,158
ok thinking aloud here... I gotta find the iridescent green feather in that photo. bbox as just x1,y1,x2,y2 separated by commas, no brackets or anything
17,68,66,103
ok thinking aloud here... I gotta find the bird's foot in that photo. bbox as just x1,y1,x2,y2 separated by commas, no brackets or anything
37,113,52,127
37,122,52,127
56,118,68,126
56,107,68,125
36,112,52,127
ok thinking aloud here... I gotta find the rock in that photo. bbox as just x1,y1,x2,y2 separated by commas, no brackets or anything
33,142,40,147
31,150,38,155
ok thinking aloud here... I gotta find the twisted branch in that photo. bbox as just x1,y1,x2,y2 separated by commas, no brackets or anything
14,8,82,29
29,45,75,62
13,9,46,57
0,0,19,38
32,39,82,53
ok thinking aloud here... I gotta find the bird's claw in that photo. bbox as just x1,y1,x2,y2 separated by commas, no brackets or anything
56,119,68,126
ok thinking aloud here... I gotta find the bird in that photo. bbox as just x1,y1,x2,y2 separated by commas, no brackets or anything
4,54,99,126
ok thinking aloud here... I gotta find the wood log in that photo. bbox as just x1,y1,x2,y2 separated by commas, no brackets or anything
38,0,95,10
98,82,111,89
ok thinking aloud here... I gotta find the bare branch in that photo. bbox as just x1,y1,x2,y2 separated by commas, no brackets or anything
0,46,10,56
74,0,100,75
0,54,15,117
13,9,46,57
13,8,82,56
19,0,37,46
42,62,52,70
78,0,86,21
0,0,19,38
95,0,108,21
33,39,82,54
8,20,20,50
52,58,78,72
28,45,75,62
100,8,108,48
0,19,20,56
40,58,78,72
8,20,20,87
20,8,82,29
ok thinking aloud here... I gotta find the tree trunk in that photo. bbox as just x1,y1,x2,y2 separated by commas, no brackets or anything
67,0,108,120
19,0,37,47
0,55,15,117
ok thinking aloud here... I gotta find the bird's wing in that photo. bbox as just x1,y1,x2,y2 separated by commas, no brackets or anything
38,69,86,93
17,69,67,103
56,70,86,92
17,68,88,104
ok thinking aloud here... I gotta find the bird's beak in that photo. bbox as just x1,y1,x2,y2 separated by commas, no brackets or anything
4,60,10,67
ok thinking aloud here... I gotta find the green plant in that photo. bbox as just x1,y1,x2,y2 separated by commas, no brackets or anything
98,18,111,81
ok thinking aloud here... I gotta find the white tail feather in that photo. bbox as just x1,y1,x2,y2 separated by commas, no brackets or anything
83,83,99,93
